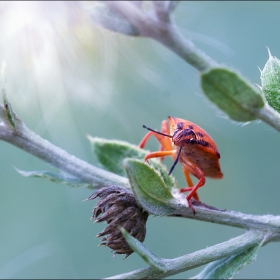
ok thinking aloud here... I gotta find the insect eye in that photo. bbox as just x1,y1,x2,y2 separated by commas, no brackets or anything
177,122,184,130
190,138,196,144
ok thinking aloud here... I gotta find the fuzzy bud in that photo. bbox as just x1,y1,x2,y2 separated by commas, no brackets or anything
261,49,280,113
86,185,149,258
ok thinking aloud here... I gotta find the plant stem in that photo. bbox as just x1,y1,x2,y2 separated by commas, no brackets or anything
253,103,280,132
106,1,218,71
171,201,280,240
106,230,265,279
151,21,219,71
0,104,130,190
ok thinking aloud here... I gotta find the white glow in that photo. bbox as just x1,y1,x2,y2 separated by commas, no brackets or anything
0,1,122,143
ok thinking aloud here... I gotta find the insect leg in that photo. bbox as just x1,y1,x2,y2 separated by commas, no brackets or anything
139,121,172,151
186,174,205,214
182,166,194,187
139,131,154,148
157,120,173,161
180,162,205,214
144,150,176,163
160,120,173,150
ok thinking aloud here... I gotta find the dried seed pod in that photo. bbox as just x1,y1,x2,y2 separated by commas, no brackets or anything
86,185,149,258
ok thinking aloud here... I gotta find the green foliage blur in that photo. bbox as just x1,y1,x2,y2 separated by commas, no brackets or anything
1,1,280,279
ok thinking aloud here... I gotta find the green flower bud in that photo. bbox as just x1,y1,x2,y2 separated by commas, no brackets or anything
261,48,280,113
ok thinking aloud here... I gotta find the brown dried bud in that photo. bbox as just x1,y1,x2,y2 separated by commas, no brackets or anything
86,185,149,258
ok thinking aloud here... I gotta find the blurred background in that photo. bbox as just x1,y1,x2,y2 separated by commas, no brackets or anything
0,1,280,279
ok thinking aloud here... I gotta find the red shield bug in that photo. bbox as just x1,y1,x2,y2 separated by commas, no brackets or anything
139,116,223,213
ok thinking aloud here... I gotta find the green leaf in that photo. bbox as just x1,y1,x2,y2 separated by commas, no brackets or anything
201,67,264,121
88,136,147,176
87,136,176,189
194,245,261,279
261,49,280,113
88,2,139,36
123,158,175,216
120,227,167,271
15,168,92,188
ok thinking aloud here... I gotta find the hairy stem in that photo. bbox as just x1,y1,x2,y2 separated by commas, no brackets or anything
106,1,218,71
170,201,280,240
107,230,266,279
253,103,280,132
0,103,130,190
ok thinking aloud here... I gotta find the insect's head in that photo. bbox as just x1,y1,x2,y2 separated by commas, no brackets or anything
168,116,196,146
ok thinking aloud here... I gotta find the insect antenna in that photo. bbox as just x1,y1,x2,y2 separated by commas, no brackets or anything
142,125,172,138
168,146,182,175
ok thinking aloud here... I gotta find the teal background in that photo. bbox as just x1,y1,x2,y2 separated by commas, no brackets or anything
1,1,280,279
